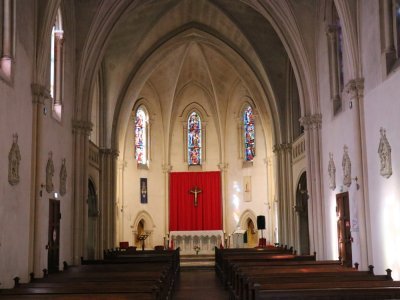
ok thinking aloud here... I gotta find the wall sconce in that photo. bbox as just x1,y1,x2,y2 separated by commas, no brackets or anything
352,177,360,190
39,184,45,197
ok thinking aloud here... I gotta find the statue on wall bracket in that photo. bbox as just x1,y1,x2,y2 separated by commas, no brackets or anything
378,127,392,178
60,158,67,196
46,151,55,193
328,152,336,190
8,133,21,186
342,145,351,187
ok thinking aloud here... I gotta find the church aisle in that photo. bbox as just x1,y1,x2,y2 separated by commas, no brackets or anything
173,269,229,300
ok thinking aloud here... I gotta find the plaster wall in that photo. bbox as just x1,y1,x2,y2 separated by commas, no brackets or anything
317,10,362,264
360,0,400,280
121,98,166,248
0,1,35,288
31,10,75,279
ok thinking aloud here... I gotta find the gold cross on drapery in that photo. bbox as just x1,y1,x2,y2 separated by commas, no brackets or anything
190,186,202,207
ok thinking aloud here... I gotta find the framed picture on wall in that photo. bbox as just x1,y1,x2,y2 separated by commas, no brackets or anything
140,178,148,204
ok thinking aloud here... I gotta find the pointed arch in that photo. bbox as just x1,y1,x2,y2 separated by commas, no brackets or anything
187,111,202,165
242,104,256,162
178,101,210,166
132,210,156,232
50,7,64,120
134,105,149,166
238,209,257,230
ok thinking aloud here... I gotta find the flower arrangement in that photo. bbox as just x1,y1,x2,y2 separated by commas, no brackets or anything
193,245,201,255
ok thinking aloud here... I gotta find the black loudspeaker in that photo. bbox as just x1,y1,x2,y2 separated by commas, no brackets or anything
257,215,266,230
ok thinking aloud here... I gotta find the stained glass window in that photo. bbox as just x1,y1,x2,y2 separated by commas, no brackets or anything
135,107,148,165
188,112,201,165
243,106,255,161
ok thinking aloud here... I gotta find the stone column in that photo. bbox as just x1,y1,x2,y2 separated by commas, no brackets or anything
72,120,92,263
99,148,119,251
346,78,371,269
273,143,294,248
30,84,51,276
300,114,325,258
265,156,275,243
116,160,127,242
162,164,172,236
218,163,229,234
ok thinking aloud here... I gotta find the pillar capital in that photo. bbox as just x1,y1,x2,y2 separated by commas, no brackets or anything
299,113,322,130
72,119,93,136
345,78,364,101
31,83,51,104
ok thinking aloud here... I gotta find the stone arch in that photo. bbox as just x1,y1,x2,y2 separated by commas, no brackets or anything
238,209,257,231
131,210,155,249
238,209,259,248
295,171,309,255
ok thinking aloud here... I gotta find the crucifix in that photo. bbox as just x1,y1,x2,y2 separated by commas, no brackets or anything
190,186,202,207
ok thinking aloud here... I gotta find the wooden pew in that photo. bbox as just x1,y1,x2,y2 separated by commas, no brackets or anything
1,249,180,300
252,280,400,300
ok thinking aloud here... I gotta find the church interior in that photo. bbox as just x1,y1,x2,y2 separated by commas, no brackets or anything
2,0,400,297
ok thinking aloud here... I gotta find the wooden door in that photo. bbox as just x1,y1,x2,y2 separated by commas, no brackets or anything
336,192,352,267
48,199,61,273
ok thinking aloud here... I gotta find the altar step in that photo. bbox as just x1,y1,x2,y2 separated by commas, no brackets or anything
180,255,215,270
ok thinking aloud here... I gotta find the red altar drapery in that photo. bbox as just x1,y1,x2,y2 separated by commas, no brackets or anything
169,171,222,231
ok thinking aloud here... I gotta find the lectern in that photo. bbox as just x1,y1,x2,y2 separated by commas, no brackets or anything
138,234,150,251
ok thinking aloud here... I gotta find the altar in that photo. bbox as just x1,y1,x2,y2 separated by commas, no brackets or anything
169,230,224,255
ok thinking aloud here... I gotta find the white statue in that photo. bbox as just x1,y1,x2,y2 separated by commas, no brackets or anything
46,152,55,193
8,134,21,186
378,128,392,178
328,152,336,190
342,145,351,187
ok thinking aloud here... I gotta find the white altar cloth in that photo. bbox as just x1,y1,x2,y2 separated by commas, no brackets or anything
169,230,224,255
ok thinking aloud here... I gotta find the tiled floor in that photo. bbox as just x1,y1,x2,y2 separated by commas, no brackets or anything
173,269,229,300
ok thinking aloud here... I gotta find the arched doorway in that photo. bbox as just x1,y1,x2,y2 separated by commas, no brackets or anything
136,220,145,248
295,172,310,255
132,211,154,250
87,179,98,259
246,219,258,248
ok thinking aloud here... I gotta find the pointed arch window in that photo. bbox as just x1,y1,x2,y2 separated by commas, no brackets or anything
188,111,202,165
326,2,344,115
381,0,400,74
243,105,255,161
0,0,15,82
135,106,149,166
50,8,64,120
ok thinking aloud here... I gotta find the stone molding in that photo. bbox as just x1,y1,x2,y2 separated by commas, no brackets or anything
218,162,229,171
299,114,322,130
8,133,21,186
345,78,364,100
273,143,292,153
378,127,392,178
72,119,93,135
31,83,51,104
328,152,336,190
99,148,119,159
162,164,172,173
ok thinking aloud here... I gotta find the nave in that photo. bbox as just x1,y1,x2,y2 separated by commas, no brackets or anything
2,245,400,299
174,269,228,300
